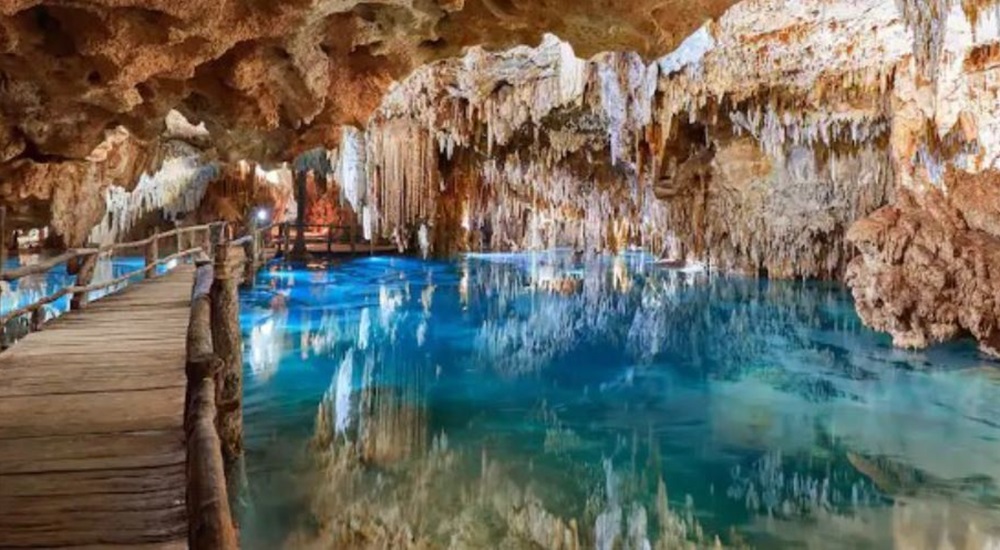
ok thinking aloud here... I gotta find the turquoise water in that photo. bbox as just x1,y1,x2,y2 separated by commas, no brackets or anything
238,252,1000,549
1,255,170,317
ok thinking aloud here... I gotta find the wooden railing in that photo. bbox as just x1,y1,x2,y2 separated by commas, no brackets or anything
185,278,237,549
0,222,228,334
0,220,274,549
274,221,369,255
183,222,276,550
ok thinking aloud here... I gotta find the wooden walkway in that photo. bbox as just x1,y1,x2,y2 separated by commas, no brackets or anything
0,266,195,548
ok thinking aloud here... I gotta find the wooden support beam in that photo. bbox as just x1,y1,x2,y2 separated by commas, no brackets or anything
144,230,160,279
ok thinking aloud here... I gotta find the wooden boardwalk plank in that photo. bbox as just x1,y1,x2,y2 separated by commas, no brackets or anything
0,266,194,548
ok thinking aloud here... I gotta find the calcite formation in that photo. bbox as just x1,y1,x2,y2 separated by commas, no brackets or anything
3,0,1000,355
353,0,905,278
846,2,1000,356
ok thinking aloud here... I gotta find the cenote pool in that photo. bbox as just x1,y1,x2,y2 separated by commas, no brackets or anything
237,252,1000,549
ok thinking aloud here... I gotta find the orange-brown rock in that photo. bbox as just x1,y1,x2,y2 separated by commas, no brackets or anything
847,171,1000,357
0,0,734,166
0,128,157,245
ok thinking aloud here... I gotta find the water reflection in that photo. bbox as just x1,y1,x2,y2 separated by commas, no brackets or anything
239,252,1000,549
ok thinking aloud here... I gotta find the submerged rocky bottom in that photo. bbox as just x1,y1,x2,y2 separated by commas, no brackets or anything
238,252,1000,549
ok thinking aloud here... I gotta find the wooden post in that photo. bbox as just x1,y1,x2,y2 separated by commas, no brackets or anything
209,223,223,247
210,243,244,465
241,237,257,290
327,223,333,253
69,254,98,311
177,227,186,257
30,307,44,332
145,230,159,279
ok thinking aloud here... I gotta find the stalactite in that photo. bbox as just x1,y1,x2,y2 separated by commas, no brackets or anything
89,155,221,245
333,126,367,214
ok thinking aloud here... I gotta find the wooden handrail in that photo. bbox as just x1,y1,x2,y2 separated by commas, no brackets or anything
184,277,237,550
0,247,206,325
228,222,274,248
1,222,225,283
1,221,227,332
1,250,88,282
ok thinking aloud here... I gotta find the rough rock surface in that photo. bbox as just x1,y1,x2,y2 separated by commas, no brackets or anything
844,2,1000,356
848,173,1000,355
0,0,733,164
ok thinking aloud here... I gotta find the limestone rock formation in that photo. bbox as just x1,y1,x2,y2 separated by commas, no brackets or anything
2,0,1000,355
848,174,1000,355
0,0,734,164
357,0,904,278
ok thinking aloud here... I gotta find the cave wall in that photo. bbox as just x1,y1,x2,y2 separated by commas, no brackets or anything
344,0,1000,356
349,0,908,279
0,0,734,165
2,0,1000,357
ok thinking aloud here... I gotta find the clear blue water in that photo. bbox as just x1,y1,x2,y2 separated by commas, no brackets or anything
238,252,1000,549
2,254,171,319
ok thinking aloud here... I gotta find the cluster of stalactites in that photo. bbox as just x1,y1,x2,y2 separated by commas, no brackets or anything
896,0,1000,81
728,105,891,158
89,154,220,245
362,35,664,249
364,120,439,242
469,156,668,255
654,0,907,139
663,142,896,279
352,0,1000,260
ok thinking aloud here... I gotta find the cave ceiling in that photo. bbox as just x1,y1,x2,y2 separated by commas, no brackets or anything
0,0,736,165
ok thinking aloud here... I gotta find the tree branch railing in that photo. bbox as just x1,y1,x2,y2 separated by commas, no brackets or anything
0,222,227,331
184,222,277,550
185,268,237,550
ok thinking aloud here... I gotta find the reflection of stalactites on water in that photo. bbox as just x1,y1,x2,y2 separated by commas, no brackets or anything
249,311,288,382
741,493,1000,549
727,449,883,519
718,446,1000,547
314,342,431,468
304,358,732,549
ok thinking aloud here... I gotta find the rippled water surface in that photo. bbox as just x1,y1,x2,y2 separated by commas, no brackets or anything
238,252,1000,549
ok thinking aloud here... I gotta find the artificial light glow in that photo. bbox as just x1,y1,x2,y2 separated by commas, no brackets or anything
256,209,269,222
